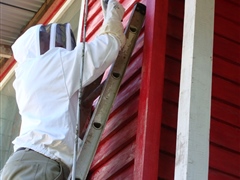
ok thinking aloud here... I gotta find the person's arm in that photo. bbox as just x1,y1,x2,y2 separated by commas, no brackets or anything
61,0,125,97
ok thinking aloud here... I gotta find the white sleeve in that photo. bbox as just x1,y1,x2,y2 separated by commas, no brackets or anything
61,34,120,97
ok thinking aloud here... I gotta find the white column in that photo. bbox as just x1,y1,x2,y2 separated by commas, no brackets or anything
174,0,215,180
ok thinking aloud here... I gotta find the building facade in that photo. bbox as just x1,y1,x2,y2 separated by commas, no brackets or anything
0,0,239,179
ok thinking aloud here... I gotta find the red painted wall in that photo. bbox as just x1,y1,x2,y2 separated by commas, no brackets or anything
158,0,183,179
209,0,240,179
158,0,240,179
84,0,240,179
84,0,145,179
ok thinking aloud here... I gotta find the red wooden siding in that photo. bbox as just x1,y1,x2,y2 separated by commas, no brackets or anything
84,0,145,179
159,0,240,179
158,0,184,179
84,0,239,179
134,0,168,179
210,0,240,179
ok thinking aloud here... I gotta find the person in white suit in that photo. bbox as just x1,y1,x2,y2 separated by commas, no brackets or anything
1,0,125,179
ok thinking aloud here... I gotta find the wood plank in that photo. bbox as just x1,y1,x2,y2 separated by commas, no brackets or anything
227,0,240,6
163,81,179,103
160,126,176,155
212,76,240,106
158,153,175,180
209,168,240,180
214,15,240,42
213,56,240,84
162,100,178,129
89,142,135,180
174,0,214,179
164,57,181,83
111,75,141,113
134,0,169,179
167,15,184,40
210,119,240,153
209,144,240,178
166,36,182,60
101,97,139,141
215,0,240,24
112,164,134,180
168,0,184,19
211,99,240,128
91,117,136,170
213,35,240,64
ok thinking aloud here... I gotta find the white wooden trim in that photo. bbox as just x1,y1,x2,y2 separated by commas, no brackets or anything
174,0,215,179
0,64,17,91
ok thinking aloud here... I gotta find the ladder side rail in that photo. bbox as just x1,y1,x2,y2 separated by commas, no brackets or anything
80,75,104,138
75,3,146,180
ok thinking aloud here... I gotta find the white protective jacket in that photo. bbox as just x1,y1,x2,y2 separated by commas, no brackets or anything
12,0,125,169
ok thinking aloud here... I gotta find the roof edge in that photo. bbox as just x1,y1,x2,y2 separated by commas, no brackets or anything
0,0,67,86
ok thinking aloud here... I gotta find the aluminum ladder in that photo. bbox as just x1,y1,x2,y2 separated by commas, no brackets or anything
75,3,146,179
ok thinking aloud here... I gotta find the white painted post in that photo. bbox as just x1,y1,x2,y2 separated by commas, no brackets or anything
174,0,215,180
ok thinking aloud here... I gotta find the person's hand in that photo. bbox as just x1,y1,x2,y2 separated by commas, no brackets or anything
99,0,126,48
101,0,125,21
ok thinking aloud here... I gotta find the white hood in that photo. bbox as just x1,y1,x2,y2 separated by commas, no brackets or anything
12,24,42,63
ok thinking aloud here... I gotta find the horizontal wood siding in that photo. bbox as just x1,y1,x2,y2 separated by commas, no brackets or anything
159,0,240,179
85,0,145,179
210,0,240,179
84,0,239,179
158,0,184,179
